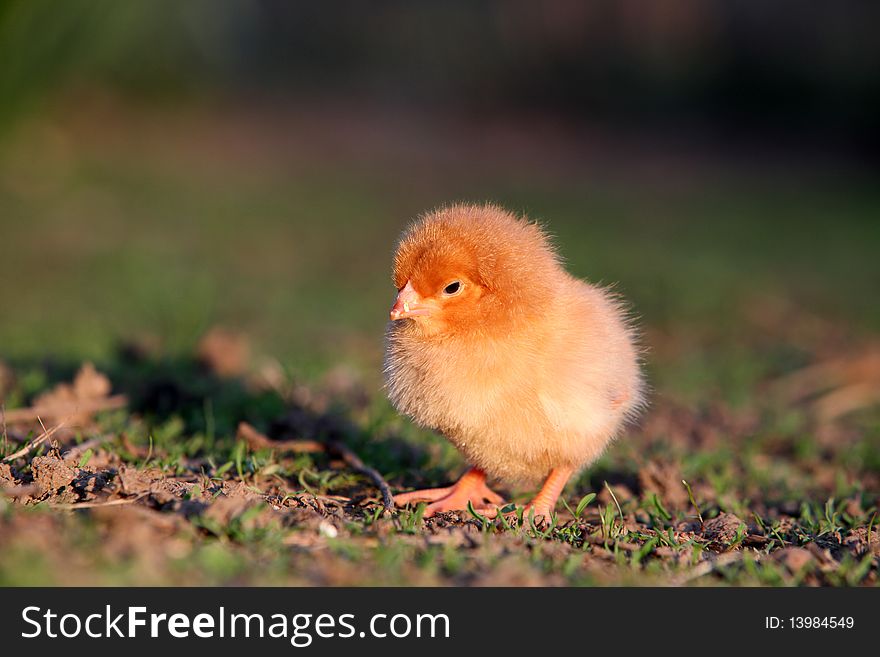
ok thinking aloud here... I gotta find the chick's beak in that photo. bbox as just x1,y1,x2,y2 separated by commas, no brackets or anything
390,280,432,321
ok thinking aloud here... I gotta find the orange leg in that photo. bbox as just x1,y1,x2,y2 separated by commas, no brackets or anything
394,468,505,518
525,466,574,521
483,466,574,524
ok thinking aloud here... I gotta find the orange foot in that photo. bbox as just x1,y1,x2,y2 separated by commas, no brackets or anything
481,465,575,526
394,468,505,518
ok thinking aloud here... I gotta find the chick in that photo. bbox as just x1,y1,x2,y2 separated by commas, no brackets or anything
385,203,644,520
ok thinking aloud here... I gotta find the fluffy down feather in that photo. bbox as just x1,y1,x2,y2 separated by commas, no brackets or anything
384,203,644,486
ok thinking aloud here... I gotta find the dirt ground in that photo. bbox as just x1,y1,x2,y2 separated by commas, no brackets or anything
1,328,878,587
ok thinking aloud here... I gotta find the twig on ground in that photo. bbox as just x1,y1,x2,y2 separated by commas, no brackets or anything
2,419,66,462
235,421,394,513
236,421,324,453
50,493,148,510
815,382,880,423
325,439,395,514
1,394,128,425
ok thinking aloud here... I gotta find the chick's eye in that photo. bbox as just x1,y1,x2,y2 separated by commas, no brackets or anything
443,281,462,296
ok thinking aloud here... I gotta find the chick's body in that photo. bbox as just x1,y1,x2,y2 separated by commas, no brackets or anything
385,204,643,514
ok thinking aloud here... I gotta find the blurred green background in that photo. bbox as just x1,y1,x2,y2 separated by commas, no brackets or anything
1,0,878,402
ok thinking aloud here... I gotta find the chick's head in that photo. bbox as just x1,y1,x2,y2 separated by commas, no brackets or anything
389,203,560,336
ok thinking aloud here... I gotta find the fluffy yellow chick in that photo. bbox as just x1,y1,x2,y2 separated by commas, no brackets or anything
384,203,644,519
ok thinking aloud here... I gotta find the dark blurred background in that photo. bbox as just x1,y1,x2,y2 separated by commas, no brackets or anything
1,0,878,401
3,1,879,156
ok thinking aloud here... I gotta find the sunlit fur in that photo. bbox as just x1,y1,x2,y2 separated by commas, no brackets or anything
384,203,645,485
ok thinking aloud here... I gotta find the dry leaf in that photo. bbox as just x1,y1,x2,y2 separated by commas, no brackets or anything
29,363,116,425
197,327,250,378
